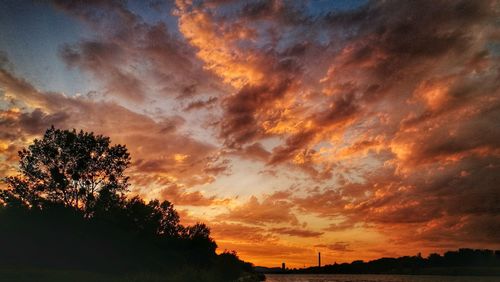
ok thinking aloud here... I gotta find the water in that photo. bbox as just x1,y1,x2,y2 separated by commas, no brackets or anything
264,274,500,282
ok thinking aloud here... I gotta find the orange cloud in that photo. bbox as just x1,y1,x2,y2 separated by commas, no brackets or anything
0,66,223,201
217,194,299,226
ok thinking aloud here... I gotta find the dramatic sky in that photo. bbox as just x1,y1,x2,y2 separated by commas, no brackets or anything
1,0,499,267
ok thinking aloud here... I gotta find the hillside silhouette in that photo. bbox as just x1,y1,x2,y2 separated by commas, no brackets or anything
0,127,262,282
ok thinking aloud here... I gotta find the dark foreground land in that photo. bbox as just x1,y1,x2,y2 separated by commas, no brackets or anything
257,248,500,277
0,205,263,282
263,274,500,282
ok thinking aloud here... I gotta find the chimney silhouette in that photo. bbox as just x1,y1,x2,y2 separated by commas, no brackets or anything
318,252,321,267
282,262,285,271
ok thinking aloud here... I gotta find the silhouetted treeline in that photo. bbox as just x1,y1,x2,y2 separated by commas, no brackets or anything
277,249,500,276
0,127,262,281
0,202,260,281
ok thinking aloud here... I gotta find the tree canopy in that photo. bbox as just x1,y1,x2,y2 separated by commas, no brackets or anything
1,126,130,213
0,127,190,240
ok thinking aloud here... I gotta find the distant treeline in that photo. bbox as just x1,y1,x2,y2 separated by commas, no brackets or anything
274,249,500,276
0,127,262,282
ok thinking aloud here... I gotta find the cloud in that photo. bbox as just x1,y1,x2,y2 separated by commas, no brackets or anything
217,193,299,226
0,66,222,198
315,242,353,252
293,188,346,218
160,183,229,207
54,0,221,103
184,97,218,111
323,221,356,232
60,41,146,102
210,222,276,243
237,143,271,162
176,0,311,151
293,154,500,246
269,227,323,238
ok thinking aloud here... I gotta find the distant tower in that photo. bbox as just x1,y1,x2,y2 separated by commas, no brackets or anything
282,262,285,271
318,252,321,267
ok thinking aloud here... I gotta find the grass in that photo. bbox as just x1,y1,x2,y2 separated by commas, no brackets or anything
0,267,202,282
0,266,263,282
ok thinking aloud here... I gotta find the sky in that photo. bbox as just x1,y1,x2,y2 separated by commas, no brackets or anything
0,0,499,268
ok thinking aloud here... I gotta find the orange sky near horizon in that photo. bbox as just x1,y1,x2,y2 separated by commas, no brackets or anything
0,0,499,268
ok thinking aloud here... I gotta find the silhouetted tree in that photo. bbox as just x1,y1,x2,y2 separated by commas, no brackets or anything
183,223,212,240
181,223,218,266
214,251,255,281
1,126,130,214
119,196,182,237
